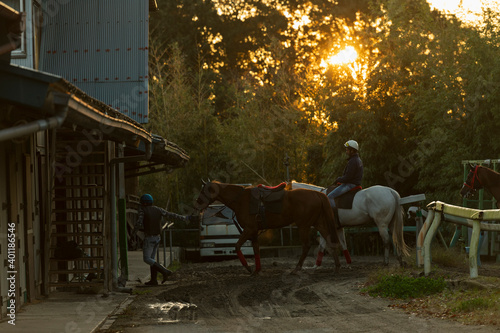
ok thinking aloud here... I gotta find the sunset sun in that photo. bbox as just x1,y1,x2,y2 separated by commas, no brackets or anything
325,46,358,66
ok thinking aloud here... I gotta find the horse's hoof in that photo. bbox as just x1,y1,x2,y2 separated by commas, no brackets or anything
244,266,252,273
289,269,300,275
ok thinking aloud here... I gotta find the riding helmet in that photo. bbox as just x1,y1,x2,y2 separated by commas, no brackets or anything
140,194,153,205
344,140,359,151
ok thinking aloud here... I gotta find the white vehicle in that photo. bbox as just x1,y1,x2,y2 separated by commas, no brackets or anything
200,203,254,257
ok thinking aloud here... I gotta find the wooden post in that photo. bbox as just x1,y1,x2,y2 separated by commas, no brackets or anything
416,210,434,267
469,219,481,278
424,212,441,276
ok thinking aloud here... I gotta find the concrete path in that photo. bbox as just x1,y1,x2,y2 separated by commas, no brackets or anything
0,249,175,333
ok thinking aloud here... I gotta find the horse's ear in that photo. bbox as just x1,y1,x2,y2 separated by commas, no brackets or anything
201,179,207,185
469,163,475,170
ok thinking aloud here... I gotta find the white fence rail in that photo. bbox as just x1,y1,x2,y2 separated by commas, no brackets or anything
417,201,500,278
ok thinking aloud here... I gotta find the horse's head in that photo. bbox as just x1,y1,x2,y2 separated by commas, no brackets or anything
194,179,220,212
460,164,483,198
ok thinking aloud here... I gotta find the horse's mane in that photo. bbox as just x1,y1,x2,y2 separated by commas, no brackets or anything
480,165,500,176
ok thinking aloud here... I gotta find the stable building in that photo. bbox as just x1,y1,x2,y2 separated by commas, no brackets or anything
0,0,189,319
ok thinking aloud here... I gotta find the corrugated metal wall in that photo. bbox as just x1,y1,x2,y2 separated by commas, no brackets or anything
40,0,150,124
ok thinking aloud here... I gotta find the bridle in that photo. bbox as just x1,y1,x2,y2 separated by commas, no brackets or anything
463,165,483,191
194,186,216,213
194,181,246,212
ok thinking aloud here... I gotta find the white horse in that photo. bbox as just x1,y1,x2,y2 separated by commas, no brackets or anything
291,181,410,266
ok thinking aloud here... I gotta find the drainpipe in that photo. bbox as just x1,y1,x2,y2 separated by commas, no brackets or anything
110,141,152,291
0,92,69,142
110,157,132,293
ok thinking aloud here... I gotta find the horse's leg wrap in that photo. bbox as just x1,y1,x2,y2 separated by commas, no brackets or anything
343,249,352,264
237,250,249,267
316,251,324,266
254,254,261,272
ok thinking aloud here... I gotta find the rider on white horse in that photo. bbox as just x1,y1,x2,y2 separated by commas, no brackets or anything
327,140,363,208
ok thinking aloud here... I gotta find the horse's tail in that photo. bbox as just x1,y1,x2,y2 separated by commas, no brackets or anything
390,189,410,257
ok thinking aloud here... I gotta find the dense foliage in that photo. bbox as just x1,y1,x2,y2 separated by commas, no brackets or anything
140,0,500,213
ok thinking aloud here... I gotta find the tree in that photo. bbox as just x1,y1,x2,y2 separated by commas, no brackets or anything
146,0,500,208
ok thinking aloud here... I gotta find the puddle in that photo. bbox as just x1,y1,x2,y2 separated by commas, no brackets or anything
148,301,198,323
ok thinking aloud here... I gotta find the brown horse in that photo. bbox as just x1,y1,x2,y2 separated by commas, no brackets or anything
460,164,500,208
194,181,341,274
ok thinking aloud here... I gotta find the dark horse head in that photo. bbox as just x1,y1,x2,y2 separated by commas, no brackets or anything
460,164,483,198
194,180,220,212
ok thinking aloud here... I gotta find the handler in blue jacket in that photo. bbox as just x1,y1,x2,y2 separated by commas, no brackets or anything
132,194,199,285
327,140,363,208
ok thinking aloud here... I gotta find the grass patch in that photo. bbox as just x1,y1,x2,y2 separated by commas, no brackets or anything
408,288,500,326
455,297,495,312
362,273,447,299
362,247,500,326
449,289,500,325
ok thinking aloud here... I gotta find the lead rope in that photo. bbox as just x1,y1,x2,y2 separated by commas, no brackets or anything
232,211,243,234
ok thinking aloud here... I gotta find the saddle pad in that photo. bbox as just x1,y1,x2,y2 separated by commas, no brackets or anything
257,182,287,191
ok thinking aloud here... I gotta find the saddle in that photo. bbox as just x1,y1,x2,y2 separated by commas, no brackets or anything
326,185,362,230
326,184,362,210
249,182,287,227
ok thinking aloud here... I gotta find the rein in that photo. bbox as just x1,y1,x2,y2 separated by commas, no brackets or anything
463,165,483,190
218,185,246,234
202,205,227,220
197,182,246,211
232,211,243,234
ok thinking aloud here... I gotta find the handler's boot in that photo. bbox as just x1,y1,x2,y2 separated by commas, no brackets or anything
153,262,172,284
144,264,158,286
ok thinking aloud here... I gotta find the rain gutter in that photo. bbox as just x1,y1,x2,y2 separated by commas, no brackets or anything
0,63,154,147
63,93,153,148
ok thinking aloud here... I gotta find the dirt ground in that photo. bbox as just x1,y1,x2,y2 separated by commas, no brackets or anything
101,255,500,333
